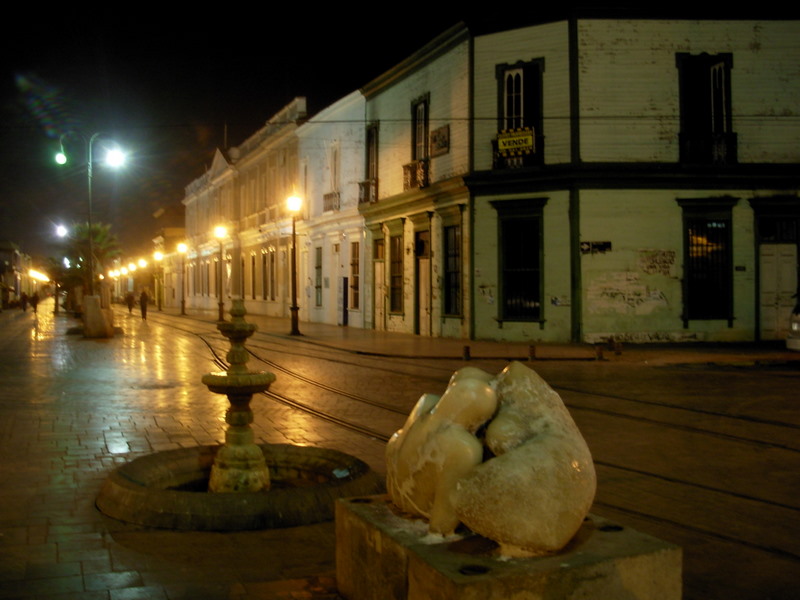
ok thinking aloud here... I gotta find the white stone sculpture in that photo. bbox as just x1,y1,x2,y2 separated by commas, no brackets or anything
385,361,596,556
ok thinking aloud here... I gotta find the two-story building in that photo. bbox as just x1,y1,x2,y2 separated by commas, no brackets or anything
297,91,367,328
467,18,800,343
173,16,799,345
182,99,306,319
358,25,473,338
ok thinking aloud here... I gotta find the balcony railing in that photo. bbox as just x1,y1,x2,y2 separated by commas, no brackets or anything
323,191,340,212
358,179,378,204
403,159,429,190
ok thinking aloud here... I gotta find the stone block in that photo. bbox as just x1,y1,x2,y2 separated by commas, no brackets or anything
83,295,114,338
336,495,681,600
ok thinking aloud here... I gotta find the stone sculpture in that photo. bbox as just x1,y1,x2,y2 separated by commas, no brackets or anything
385,361,596,556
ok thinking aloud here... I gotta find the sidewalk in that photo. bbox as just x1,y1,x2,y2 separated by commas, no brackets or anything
147,301,800,367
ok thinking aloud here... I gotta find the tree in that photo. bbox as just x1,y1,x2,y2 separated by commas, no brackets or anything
66,222,121,293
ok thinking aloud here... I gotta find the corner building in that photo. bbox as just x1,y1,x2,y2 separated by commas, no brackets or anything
465,18,799,343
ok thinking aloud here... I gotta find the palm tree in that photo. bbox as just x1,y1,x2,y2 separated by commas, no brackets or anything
66,222,121,294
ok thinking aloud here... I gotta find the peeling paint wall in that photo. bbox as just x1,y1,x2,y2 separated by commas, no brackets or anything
581,190,758,343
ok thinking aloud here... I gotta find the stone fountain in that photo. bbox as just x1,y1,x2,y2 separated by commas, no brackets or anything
96,299,383,531
202,299,275,493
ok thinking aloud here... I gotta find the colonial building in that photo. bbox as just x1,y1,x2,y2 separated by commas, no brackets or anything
359,25,473,337
297,91,367,328
182,99,307,319
173,16,799,345
467,18,800,343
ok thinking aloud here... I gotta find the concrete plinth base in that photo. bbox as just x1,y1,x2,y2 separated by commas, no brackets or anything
335,495,681,600
83,295,114,338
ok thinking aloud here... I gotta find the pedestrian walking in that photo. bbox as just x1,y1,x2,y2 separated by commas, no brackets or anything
30,292,39,314
20,292,28,311
139,290,148,320
125,292,135,313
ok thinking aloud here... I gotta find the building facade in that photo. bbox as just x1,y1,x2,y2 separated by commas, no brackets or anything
297,91,367,328
171,18,799,345
359,25,473,337
468,19,800,343
182,99,306,320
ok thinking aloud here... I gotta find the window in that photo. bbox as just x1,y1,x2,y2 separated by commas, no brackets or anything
350,241,360,310
443,225,462,315
678,198,737,325
676,53,736,164
261,252,268,300
491,199,548,321
404,95,430,189
390,235,403,313
240,257,245,298
269,250,276,301
360,124,379,204
250,255,256,299
495,59,544,168
413,96,429,161
315,247,323,307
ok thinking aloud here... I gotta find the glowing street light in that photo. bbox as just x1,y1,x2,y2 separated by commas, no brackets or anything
56,132,126,296
287,195,302,336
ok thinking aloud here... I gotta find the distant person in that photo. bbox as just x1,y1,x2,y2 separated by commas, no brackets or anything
30,292,39,314
20,292,28,311
139,290,148,320
125,292,135,313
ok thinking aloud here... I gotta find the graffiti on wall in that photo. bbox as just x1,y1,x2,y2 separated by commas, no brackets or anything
639,249,676,277
587,271,668,315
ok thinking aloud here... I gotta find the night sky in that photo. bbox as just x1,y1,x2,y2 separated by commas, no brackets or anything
1,5,791,264
0,8,474,262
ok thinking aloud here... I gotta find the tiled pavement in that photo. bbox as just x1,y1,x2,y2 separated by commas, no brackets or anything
0,299,350,599
1,298,798,599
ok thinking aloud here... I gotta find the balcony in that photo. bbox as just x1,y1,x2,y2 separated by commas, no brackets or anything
492,127,543,169
403,159,429,191
358,180,378,204
323,191,340,212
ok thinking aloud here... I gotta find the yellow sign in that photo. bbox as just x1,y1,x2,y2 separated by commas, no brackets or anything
497,128,535,155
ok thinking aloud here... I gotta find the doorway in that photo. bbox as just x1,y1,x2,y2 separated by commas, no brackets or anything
759,243,798,340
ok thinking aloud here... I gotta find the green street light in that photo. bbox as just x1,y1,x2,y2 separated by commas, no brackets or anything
56,132,126,296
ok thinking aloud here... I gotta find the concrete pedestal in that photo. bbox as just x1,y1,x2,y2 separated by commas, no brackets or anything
83,295,114,338
336,495,681,600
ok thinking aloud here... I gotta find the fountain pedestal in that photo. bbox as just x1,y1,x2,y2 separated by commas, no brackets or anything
202,299,275,493
336,496,682,600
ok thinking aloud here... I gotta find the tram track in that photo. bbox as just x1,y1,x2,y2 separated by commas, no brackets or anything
141,307,800,454
113,306,800,591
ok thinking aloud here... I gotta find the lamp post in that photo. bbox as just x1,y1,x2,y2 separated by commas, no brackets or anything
287,195,302,336
56,132,125,297
153,251,164,311
215,226,227,321
177,243,187,315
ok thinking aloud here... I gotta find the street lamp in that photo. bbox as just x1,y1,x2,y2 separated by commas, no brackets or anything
177,243,187,315
215,226,227,321
287,195,302,335
153,251,164,311
56,132,125,297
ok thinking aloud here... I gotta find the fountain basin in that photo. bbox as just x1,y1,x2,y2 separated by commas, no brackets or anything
97,443,384,531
